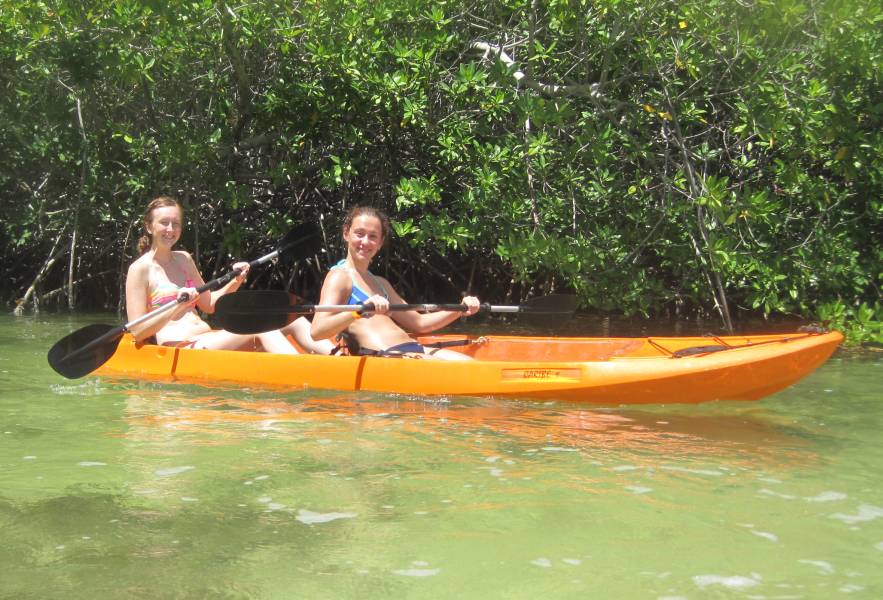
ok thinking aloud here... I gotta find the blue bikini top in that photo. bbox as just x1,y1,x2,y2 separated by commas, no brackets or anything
331,259,388,306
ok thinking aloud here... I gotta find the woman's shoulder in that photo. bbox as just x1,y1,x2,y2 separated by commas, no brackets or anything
127,253,151,276
323,266,351,285
171,250,198,270
326,259,352,277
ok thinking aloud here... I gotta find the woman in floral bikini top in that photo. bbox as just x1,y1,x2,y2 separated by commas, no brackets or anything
125,196,333,355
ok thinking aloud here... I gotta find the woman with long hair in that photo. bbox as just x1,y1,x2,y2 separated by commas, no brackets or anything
310,206,479,360
126,196,332,354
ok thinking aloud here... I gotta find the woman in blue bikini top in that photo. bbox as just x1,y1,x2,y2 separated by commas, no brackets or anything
310,206,480,360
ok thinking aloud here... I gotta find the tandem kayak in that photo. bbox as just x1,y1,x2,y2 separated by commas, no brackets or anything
95,330,843,404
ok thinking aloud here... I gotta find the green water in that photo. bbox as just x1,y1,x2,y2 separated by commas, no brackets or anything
2,314,881,599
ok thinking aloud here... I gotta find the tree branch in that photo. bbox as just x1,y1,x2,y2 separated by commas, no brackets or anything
472,41,607,100
13,231,67,316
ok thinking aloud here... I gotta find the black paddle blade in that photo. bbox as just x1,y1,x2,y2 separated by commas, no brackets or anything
521,294,580,329
278,222,324,262
47,323,125,379
525,294,580,314
214,290,295,334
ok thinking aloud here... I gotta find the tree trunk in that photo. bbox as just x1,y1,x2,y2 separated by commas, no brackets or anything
523,0,542,230
67,221,78,310
662,88,734,332
13,232,66,316
68,96,89,311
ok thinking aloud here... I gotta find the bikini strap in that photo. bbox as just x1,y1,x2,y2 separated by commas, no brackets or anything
332,259,388,300
363,271,388,300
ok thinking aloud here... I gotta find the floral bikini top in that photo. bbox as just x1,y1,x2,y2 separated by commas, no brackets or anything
149,279,195,309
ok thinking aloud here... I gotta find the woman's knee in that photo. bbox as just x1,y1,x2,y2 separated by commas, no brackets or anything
287,317,333,354
192,331,253,351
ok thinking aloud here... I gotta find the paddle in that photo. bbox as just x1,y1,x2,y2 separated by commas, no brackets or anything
47,224,319,379
214,289,580,334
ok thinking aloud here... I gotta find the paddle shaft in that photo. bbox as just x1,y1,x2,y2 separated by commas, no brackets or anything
224,302,534,316
358,303,521,314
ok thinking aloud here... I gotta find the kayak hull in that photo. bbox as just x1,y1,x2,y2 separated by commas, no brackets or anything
95,331,843,404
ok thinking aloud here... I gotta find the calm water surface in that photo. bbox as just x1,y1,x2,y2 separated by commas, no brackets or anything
1,314,881,599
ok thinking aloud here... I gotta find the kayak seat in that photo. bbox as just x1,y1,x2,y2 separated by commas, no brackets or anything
330,332,361,356
331,332,473,358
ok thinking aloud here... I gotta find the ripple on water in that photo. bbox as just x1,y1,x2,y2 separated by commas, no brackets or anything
758,487,796,500
392,561,440,577
751,530,779,542
692,573,761,590
661,465,725,477
830,504,883,525
805,490,848,503
798,559,835,575
610,464,641,472
49,380,106,396
255,496,286,511
153,466,195,478
295,509,357,524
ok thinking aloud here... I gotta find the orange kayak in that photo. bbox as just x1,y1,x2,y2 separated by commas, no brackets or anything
96,330,842,404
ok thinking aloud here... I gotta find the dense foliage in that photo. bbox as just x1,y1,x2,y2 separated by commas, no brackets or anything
1,0,880,342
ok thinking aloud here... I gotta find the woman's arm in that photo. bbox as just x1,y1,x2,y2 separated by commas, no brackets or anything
310,269,357,340
125,261,150,327
125,260,193,342
183,254,248,314
383,278,479,334
171,252,246,315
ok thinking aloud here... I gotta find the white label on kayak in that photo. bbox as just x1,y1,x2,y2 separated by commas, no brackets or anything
502,368,580,382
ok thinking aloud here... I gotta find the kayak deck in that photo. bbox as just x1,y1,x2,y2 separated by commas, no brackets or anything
96,331,843,404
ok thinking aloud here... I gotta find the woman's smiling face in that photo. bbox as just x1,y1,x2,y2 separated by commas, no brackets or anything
148,205,183,249
344,214,384,262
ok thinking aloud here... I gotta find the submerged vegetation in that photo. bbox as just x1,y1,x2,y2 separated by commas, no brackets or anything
1,0,880,342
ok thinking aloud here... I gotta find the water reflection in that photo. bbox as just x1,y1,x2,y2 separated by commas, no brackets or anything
118,384,815,469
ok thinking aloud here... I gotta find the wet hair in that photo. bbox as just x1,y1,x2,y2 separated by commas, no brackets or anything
341,206,390,244
137,196,183,255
